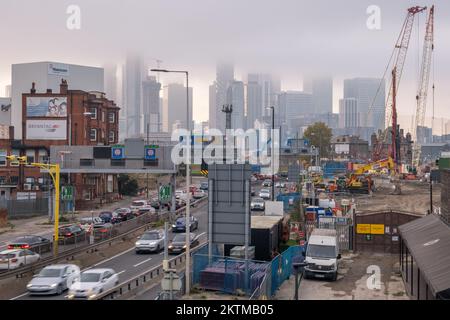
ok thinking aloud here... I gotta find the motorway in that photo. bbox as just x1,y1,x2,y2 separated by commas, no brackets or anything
10,196,208,300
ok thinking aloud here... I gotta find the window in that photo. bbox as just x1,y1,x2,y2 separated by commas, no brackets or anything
25,177,35,184
109,131,115,143
90,107,97,119
38,149,48,164
0,176,6,184
10,176,18,184
90,129,97,142
0,149,6,166
108,112,115,123
26,149,35,166
10,149,20,166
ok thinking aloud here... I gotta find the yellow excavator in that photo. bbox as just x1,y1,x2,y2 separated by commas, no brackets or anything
347,157,396,194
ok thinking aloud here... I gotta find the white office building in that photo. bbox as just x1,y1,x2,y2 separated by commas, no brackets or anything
226,80,245,130
11,61,104,139
142,75,161,133
339,98,358,128
246,80,263,129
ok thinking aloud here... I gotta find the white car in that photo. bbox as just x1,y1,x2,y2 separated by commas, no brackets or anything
27,264,80,295
68,268,119,300
79,217,104,231
250,198,265,211
0,249,40,270
193,189,206,199
135,230,165,253
275,182,286,188
130,200,148,212
259,188,271,200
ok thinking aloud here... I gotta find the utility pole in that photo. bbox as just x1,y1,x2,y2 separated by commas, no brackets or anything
146,122,150,199
221,105,233,162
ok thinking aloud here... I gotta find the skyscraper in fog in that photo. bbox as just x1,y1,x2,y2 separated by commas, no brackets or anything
246,80,263,129
304,77,333,115
278,91,312,132
208,83,217,130
211,62,234,131
163,83,192,133
343,78,385,131
142,75,161,133
124,55,143,138
226,81,245,130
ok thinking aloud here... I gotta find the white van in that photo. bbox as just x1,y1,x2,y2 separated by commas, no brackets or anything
304,229,340,281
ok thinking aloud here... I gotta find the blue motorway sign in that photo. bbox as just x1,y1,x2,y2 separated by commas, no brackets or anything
145,147,156,160
111,145,125,159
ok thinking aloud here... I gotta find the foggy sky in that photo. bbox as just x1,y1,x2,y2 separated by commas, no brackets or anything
0,0,449,131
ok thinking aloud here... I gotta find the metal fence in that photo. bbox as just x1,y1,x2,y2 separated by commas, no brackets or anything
306,216,353,252
0,197,49,218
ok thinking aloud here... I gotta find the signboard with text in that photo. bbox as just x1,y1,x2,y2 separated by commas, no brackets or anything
145,145,158,160
111,145,125,159
26,120,67,140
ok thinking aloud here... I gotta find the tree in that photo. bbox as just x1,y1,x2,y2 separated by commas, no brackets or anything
118,174,139,196
303,122,332,158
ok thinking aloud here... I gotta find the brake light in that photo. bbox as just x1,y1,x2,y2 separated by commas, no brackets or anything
21,244,30,249
11,258,18,263
66,233,72,237
100,228,107,233
7,245,13,249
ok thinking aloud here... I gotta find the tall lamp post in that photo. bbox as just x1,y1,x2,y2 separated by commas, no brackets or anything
151,68,191,294
266,106,275,200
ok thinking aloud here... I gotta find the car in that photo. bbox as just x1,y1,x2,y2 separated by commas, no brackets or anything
92,222,114,240
58,225,85,242
149,201,161,210
250,198,265,211
135,230,165,253
275,182,286,188
137,206,156,216
99,211,114,223
200,181,208,191
0,249,40,270
262,179,272,187
259,188,271,200
130,200,148,213
251,188,256,196
193,189,206,199
7,235,51,253
113,208,134,221
172,216,198,232
175,190,186,199
68,268,119,300
27,264,80,295
168,233,199,254
79,217,104,231
251,175,258,183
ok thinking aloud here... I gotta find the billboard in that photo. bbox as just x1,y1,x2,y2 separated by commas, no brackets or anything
26,97,67,117
335,143,350,154
26,120,67,140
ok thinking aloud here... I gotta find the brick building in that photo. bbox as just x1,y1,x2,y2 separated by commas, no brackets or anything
371,128,413,163
0,80,120,207
331,135,369,160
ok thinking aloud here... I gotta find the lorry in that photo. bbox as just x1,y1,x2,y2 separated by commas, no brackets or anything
303,228,340,281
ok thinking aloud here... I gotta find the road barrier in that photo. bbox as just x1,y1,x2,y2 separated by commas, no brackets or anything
0,196,208,281
94,242,208,300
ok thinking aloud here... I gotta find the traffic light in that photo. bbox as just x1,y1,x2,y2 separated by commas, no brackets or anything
5,155,27,164
201,159,208,176
17,156,27,163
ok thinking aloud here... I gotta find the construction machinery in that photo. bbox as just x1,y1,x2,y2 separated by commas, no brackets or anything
347,158,395,194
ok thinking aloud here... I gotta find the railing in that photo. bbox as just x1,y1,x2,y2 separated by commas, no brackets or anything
0,196,208,281
95,242,208,300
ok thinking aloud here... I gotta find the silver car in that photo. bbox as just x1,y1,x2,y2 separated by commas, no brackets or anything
135,230,165,253
27,264,80,295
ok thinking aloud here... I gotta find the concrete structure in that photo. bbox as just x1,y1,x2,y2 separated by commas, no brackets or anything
142,76,161,133
416,126,433,144
246,80,263,129
226,81,245,130
331,135,369,160
303,77,333,115
124,55,143,138
343,78,385,132
339,98,358,128
11,61,104,139
419,143,450,163
278,91,312,133
4,85,11,98
162,83,193,134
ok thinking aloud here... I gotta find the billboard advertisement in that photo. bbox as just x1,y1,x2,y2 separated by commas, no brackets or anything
26,120,67,140
26,97,67,117
335,143,350,154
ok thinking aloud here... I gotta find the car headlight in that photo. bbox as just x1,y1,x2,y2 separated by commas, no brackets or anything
135,242,141,246
183,245,187,249
168,245,173,249
50,283,58,288
172,224,176,228
27,283,33,288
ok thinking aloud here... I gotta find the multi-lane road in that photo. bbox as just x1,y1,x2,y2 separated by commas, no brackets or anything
10,197,208,300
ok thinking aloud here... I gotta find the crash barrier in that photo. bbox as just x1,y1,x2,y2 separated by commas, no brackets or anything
0,196,208,280
95,243,208,300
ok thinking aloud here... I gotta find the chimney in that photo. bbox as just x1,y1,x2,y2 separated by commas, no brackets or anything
46,89,52,94
60,79,68,94
30,82,36,94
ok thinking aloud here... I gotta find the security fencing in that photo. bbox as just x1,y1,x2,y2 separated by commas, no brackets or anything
0,197,49,218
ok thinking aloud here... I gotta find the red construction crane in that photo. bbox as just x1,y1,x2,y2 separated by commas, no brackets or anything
412,5,435,170
373,6,427,161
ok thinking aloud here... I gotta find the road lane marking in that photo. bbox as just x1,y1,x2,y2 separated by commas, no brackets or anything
133,257,153,267
117,270,126,275
197,232,206,238
89,247,135,269
10,292,28,300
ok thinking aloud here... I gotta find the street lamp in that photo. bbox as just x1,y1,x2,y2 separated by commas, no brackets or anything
266,106,275,201
151,68,192,294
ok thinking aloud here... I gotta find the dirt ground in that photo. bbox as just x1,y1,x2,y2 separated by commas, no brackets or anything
345,178,440,215
276,252,408,300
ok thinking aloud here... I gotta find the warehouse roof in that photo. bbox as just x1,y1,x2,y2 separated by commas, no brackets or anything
399,214,450,297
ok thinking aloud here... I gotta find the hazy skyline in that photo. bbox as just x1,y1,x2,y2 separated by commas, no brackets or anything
1,0,449,132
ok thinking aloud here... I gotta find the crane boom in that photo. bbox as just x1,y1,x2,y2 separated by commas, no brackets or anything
412,5,434,169
374,6,427,159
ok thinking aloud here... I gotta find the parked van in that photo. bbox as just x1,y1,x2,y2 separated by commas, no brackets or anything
304,228,340,281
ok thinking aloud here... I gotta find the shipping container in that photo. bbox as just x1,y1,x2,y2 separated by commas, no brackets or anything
250,216,283,261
